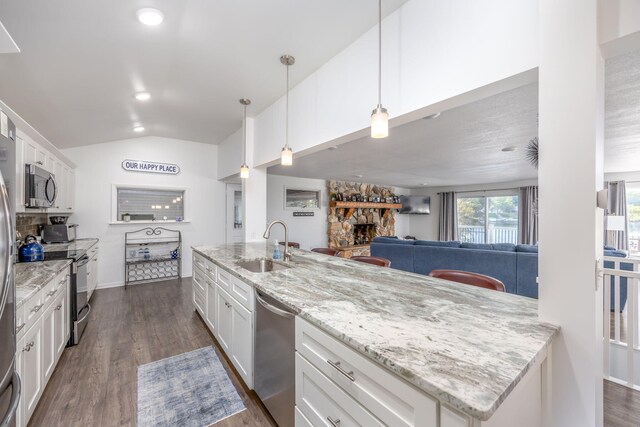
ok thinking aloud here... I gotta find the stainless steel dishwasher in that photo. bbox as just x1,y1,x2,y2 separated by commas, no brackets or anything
255,290,295,427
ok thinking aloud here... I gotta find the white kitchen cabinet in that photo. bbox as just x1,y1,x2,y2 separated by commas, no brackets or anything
18,321,42,423
215,286,232,353
23,138,38,166
64,166,74,212
16,268,70,427
51,160,66,212
205,279,216,334
14,136,25,213
41,301,56,382
230,294,253,388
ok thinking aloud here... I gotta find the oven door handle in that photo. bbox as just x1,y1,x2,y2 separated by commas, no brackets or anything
0,372,21,427
76,303,91,324
44,173,57,207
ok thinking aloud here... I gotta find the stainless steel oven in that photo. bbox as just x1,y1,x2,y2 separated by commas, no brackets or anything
24,164,57,208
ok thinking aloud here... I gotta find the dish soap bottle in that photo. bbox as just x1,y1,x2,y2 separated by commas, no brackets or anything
273,240,281,260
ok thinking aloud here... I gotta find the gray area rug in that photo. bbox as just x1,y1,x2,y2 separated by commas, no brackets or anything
137,346,245,427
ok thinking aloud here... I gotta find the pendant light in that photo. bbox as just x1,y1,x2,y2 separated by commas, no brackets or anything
280,54,295,166
239,98,251,179
371,0,388,139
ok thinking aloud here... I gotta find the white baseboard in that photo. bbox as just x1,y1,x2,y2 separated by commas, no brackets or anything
96,281,124,289
96,275,192,290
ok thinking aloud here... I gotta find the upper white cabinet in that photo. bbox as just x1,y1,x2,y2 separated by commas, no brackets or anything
16,131,75,213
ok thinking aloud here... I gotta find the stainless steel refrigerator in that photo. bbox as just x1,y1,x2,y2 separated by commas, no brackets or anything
0,109,20,427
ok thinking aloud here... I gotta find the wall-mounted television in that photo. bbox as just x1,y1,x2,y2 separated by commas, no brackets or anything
399,195,430,214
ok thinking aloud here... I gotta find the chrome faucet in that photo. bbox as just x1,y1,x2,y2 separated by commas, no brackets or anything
263,220,291,262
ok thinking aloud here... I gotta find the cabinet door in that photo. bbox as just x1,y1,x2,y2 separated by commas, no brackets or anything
54,291,67,361
23,139,37,165
15,136,25,213
46,153,55,173
35,147,47,168
216,287,232,353
20,322,42,423
51,161,66,211
230,298,253,388
66,169,75,211
41,302,56,382
205,280,216,334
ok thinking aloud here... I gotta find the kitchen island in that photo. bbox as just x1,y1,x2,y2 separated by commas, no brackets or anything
192,242,559,426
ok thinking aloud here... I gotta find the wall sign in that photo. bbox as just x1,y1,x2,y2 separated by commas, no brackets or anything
293,211,314,217
122,159,180,175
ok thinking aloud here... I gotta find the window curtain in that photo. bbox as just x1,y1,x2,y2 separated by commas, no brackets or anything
518,186,539,245
438,192,457,241
605,180,628,250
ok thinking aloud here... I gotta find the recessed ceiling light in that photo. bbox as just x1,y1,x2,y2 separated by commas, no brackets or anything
420,183,428,186
328,146,338,150
133,126,145,132
137,8,164,26
501,146,517,152
423,112,441,120
353,174,363,178
135,91,151,101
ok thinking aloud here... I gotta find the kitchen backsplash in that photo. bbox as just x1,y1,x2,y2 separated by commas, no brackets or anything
16,213,48,239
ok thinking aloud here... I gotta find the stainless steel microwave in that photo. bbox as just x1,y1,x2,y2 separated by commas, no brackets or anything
25,164,57,208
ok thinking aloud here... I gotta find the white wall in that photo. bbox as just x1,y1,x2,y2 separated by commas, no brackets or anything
63,136,225,288
216,0,540,172
266,174,328,250
408,179,538,241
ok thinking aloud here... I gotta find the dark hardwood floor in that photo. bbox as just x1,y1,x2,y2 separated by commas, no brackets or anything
28,278,275,427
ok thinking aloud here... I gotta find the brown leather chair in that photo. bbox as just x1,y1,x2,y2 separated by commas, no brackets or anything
428,269,506,292
278,241,300,249
311,248,339,256
351,255,391,268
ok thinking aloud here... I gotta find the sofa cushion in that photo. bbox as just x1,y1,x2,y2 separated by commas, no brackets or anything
516,253,538,298
604,245,617,251
491,243,517,252
460,242,494,250
372,236,415,245
370,243,415,272
414,240,461,248
604,249,627,258
413,246,517,294
516,244,538,253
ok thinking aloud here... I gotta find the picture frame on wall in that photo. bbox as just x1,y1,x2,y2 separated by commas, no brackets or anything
283,187,322,211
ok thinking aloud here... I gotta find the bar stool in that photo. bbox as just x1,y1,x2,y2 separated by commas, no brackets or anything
350,255,391,267
311,248,339,256
428,269,506,292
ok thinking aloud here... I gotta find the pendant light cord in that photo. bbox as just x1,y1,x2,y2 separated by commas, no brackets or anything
242,104,247,163
285,62,290,150
378,0,382,107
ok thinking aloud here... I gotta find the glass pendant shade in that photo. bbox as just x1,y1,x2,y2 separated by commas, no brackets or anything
281,146,293,166
240,163,250,179
371,106,389,139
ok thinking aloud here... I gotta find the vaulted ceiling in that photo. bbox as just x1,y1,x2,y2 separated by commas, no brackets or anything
0,0,406,148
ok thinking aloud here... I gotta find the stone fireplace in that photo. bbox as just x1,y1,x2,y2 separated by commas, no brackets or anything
327,180,398,257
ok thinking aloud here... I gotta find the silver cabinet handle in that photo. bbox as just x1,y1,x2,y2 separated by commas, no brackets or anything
327,360,355,382
23,341,35,352
31,304,44,313
55,304,62,311
327,416,341,427
47,290,56,297
36,161,43,165
16,323,25,334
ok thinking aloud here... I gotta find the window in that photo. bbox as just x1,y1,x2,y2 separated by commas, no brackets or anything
626,183,640,253
284,188,321,209
456,192,519,244
114,186,186,223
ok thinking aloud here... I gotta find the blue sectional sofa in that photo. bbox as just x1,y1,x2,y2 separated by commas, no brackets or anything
371,237,629,309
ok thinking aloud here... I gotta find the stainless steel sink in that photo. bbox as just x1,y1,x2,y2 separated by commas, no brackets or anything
236,258,291,273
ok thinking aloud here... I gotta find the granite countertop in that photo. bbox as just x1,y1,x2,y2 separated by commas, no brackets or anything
15,260,73,308
41,238,99,253
193,242,559,421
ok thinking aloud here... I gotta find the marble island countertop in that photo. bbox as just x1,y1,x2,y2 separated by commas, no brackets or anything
41,238,99,253
15,260,73,308
193,242,559,421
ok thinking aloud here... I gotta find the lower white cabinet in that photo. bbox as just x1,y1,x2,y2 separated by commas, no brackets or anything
205,279,216,334
215,285,254,389
16,269,70,427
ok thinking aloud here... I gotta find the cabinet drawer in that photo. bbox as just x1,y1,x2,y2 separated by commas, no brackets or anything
53,269,69,291
295,406,313,427
193,252,207,272
87,245,99,259
296,353,385,427
23,291,43,331
193,287,205,316
16,304,25,340
41,279,57,309
296,317,437,427
204,259,217,280
192,266,206,295
216,267,232,292
230,275,253,311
